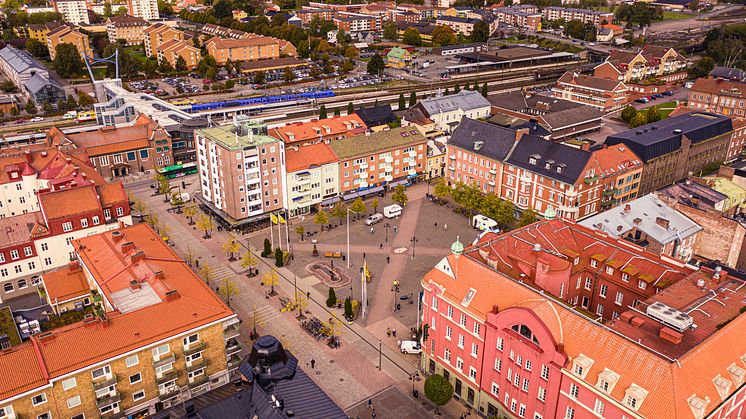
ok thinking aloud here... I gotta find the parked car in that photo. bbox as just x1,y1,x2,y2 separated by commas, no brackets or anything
635,98,649,104
365,213,384,225
652,93,664,99
400,340,422,354
30,116,44,122
662,91,674,96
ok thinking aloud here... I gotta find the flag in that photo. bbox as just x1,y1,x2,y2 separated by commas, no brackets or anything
364,260,371,280
270,213,278,225
278,214,287,224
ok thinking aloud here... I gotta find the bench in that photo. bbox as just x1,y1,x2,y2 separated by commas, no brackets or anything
324,252,342,258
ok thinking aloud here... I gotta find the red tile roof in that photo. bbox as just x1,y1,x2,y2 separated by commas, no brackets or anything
285,142,338,172
0,345,48,401
38,185,102,220
42,264,90,303
690,77,745,98
53,115,169,157
268,115,367,144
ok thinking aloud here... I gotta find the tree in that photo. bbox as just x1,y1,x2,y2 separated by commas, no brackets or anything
263,269,279,295
103,1,112,16
199,263,213,285
295,225,305,241
175,55,187,72
219,276,239,307
471,20,490,42
620,105,637,123
518,209,538,227
25,100,37,114
347,102,354,115
392,184,408,207
398,93,406,110
629,111,648,128
253,71,266,85
424,374,453,412
331,201,348,225
434,178,451,199
157,0,174,15
444,87,450,95
367,53,385,76
319,104,327,119
454,83,460,93
159,58,174,74
481,82,488,97
614,3,663,28
132,198,147,221
326,287,337,307
223,240,240,261
409,91,417,108
314,209,329,231
77,91,94,107
52,44,84,78
283,66,294,82
25,38,48,58
262,238,272,257
0,81,17,93
646,105,661,123
275,247,284,267
225,79,235,89
689,56,715,78
240,251,258,276
196,214,214,239
371,197,379,214
66,95,78,110
432,25,456,47
212,0,232,19
383,21,398,40
183,203,197,225
350,197,366,218
344,296,353,320
494,200,515,231
402,27,422,46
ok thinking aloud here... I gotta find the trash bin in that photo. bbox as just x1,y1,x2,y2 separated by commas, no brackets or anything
413,389,419,398
342,254,346,261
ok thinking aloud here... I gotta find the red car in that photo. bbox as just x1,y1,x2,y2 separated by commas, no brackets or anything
202,79,212,84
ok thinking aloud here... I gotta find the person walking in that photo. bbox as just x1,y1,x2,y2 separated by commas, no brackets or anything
392,329,396,337
387,256,390,263
380,243,383,249
310,359,316,369
434,222,437,228
444,223,448,230
370,227,374,234
387,328,391,337
367,399,372,410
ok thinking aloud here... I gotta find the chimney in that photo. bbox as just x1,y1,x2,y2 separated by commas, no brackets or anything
624,204,631,213
129,280,141,290
165,290,180,301
659,327,683,344
130,250,145,263
154,270,165,280
580,142,590,151
491,305,499,314
655,217,670,229
24,150,32,163
120,241,135,252
37,332,56,343
515,128,529,142
41,150,48,157
68,260,81,272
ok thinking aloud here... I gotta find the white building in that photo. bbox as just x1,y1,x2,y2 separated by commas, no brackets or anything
284,142,340,217
0,46,49,96
412,90,492,133
126,0,160,20
53,0,91,24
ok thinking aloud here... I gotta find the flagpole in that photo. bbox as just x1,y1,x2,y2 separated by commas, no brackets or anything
270,215,274,250
285,209,291,252
362,259,367,319
277,212,282,251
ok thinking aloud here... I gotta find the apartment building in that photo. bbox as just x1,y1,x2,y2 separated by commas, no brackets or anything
542,6,613,25
47,114,173,178
687,77,746,117
329,127,428,195
27,21,63,45
0,46,50,95
447,118,642,220
106,14,149,45
201,23,251,39
412,90,492,134
0,147,132,302
333,12,381,33
605,112,733,195
295,7,336,24
269,114,367,145
196,117,286,224
420,220,746,419
0,224,239,419
435,16,481,36
285,142,339,217
127,0,159,20
47,25,93,61
580,193,702,261
493,5,542,31
158,39,200,70
594,45,688,84
143,23,184,57
553,71,628,112
206,36,281,65
52,0,90,24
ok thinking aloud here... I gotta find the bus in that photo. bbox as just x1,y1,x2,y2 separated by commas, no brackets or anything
169,98,196,106
76,111,96,122
157,162,198,179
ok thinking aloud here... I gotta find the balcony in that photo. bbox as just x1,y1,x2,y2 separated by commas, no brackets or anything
489,168,497,175
227,353,242,370
408,169,417,176
184,341,207,357
602,189,617,197
96,392,121,409
384,156,393,163
408,150,417,158
448,165,455,171
186,357,208,372
359,162,368,170
158,386,180,402
358,172,367,179
488,180,495,186
449,154,456,160
384,175,393,182
156,370,179,385
153,354,176,370
92,376,117,391
225,338,242,356
224,325,240,340
296,176,311,185
188,375,209,389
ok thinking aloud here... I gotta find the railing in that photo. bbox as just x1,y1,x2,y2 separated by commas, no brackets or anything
95,392,121,408
184,341,206,357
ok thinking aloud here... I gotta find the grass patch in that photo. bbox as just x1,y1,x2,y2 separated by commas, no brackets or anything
662,10,692,20
0,307,21,346
643,100,678,118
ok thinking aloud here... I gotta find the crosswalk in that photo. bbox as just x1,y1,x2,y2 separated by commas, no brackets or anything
253,304,282,325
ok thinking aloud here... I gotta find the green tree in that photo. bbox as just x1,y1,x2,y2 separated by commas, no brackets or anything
183,203,197,225
409,91,417,108
283,66,294,82
157,0,174,14
347,102,354,115
295,225,305,241
212,0,232,19
471,20,490,42
630,112,648,128
383,21,398,40
159,57,174,74
103,1,112,16
262,238,272,257
518,209,538,227
444,87,450,95
253,71,266,84
175,55,187,72
319,104,327,119
646,105,661,123
689,56,715,78
371,197,379,214
331,201,347,225
350,197,366,218
25,38,48,58
481,82,488,97
432,25,456,47
77,91,94,107
326,287,337,307
402,27,422,46
42,101,53,114
434,178,451,199
367,53,385,75
25,100,37,114
275,247,284,267
66,95,78,110
454,83,460,93
621,105,637,123
494,200,515,231
241,250,257,276
196,213,214,239
225,79,235,89
314,209,329,231
334,107,340,116
52,43,84,78
344,297,353,320
392,184,408,207
424,374,453,412
0,81,17,93
398,93,406,110
222,240,240,261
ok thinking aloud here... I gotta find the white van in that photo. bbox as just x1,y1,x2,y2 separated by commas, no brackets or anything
62,111,77,120
399,340,422,354
472,214,498,231
383,204,402,218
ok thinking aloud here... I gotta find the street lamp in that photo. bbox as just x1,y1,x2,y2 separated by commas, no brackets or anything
385,222,391,243
410,236,419,259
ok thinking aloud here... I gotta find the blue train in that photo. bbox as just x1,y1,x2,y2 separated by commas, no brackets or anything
189,90,335,112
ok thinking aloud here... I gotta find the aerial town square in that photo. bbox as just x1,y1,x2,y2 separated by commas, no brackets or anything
2,0,746,417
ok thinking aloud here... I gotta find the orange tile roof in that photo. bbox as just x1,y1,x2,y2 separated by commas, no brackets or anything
0,344,48,401
96,181,127,207
269,115,367,144
38,185,101,220
59,115,169,157
42,265,90,303
587,143,643,177
285,142,338,172
207,36,278,49
690,77,745,98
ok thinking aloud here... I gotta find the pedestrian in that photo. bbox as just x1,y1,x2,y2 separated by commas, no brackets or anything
392,329,396,337
363,252,366,259
195,259,200,268
393,226,398,233
372,409,376,418
444,223,448,230
306,291,310,299
380,243,383,249
387,256,390,263
370,227,374,234
310,359,316,369
387,328,391,337
302,215,306,222
368,399,372,409
434,221,437,228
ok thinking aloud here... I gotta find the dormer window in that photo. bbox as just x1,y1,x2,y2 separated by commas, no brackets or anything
712,375,732,400
624,384,649,412
572,354,594,379
596,368,620,394
687,394,710,419
728,364,745,386
528,154,540,165
556,164,565,174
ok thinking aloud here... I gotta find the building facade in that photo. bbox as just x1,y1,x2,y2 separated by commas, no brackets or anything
553,72,628,112
47,26,93,61
493,6,542,31
52,0,90,24
106,15,150,45
127,0,159,20
0,46,50,98
413,90,492,134
687,77,746,118
143,23,184,57
27,22,63,45
158,39,201,70
542,6,613,25
206,36,283,65
594,45,688,84
196,117,287,224
285,142,339,217
333,12,381,33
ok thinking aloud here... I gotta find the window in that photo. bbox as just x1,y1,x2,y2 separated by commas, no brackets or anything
492,382,499,396
590,259,598,268
127,151,136,161
32,393,47,406
431,317,436,330
133,390,145,401
104,209,111,219
569,383,579,398
538,387,546,402
67,395,81,408
565,406,575,419
140,149,149,159
460,313,466,326
471,342,479,357
129,373,142,384
41,243,48,252
62,222,73,232
458,334,465,349
38,413,51,419
594,399,605,414
183,333,199,347
116,207,124,217
125,355,139,367
18,279,27,289
638,280,647,290
444,348,451,362
10,250,19,260
516,355,522,367
92,215,100,225
621,273,630,282
62,377,77,390
469,367,477,381
497,337,504,351
584,277,592,290
626,396,638,409
519,404,526,418
445,325,452,340
525,360,532,371
155,363,173,376
447,306,453,318
91,365,111,380
152,343,170,358
495,358,502,372
522,378,530,392
600,284,607,298
615,291,624,305
511,398,517,412
0,253,4,263
431,296,438,310
24,246,32,256
473,323,481,335
605,266,614,275
456,358,464,371
541,365,549,380
514,374,520,387
80,218,88,228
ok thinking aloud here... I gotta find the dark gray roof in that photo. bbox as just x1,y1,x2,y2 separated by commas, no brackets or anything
514,119,550,137
604,112,733,163
709,66,746,81
437,15,480,24
506,135,592,184
356,104,397,127
488,90,526,111
448,118,518,161
24,73,61,94
541,106,603,130
658,179,728,210
0,46,47,75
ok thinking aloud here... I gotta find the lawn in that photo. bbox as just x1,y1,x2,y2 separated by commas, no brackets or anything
644,100,678,118
0,307,21,346
662,10,692,20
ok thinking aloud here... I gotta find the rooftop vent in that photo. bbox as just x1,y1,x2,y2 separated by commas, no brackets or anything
646,301,694,332
532,243,541,252
473,141,484,151
673,129,682,134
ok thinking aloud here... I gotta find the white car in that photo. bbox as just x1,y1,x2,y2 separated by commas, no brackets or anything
400,340,422,354
365,213,384,225
30,117,44,122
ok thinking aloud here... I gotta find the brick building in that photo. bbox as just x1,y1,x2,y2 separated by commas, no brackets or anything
205,36,296,65
605,112,733,195
106,14,149,46
542,6,613,25
196,117,286,225
493,5,542,31
594,45,688,85
27,21,62,45
47,114,174,178
0,224,238,419
687,77,746,117
333,12,381,33
553,72,628,112
47,25,93,61
421,220,746,419
143,23,184,58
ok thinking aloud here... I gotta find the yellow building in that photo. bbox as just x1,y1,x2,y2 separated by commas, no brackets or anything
206,36,283,65
143,23,184,58
0,224,239,418
106,14,149,46
47,25,93,61
27,21,63,45
232,9,248,19
159,39,201,69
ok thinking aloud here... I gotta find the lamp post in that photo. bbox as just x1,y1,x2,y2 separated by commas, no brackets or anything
385,222,390,243
410,236,419,259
